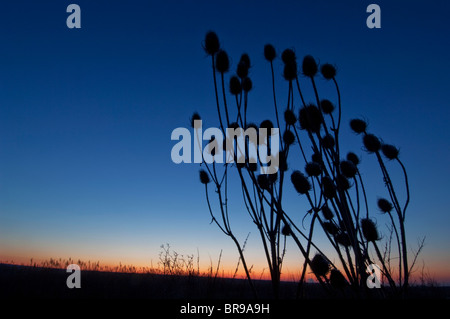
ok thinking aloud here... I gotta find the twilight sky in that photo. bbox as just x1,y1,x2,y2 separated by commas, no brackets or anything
1,0,449,282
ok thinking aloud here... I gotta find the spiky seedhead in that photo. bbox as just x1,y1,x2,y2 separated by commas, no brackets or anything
311,254,330,277
350,119,367,134
322,222,339,235
340,160,357,178
257,174,270,191
321,63,337,80
281,224,292,236
229,76,241,95
283,61,298,81
283,130,295,146
361,218,380,242
242,77,252,92
321,176,336,199
281,48,296,64
291,170,311,195
321,205,334,220
284,109,297,126
299,104,323,133
346,152,360,166
381,144,399,160
335,232,351,247
237,61,249,79
320,99,335,114
204,31,220,56
305,162,322,177
322,134,335,149
377,198,393,213
363,134,381,153
215,50,230,73
264,44,276,62
302,55,318,77
199,169,210,184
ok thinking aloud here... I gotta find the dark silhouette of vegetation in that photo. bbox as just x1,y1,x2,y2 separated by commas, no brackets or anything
194,31,418,299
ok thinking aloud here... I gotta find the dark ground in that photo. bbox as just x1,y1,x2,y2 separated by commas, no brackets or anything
1,263,449,299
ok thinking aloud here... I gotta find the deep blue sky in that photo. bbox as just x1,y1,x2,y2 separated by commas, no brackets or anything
1,1,449,280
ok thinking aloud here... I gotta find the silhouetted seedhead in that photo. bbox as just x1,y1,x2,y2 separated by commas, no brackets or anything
350,119,367,134
281,48,296,64
302,55,318,77
283,130,295,146
305,162,322,177
264,44,276,62
268,171,278,185
190,112,201,128
377,198,393,213
291,170,311,195
337,174,351,190
311,254,330,277
281,224,292,236
257,174,270,191
340,160,357,178
322,134,335,149
320,99,335,114
199,169,210,184
237,61,249,79
204,31,220,56
320,63,337,80
323,222,339,235
215,50,230,73
242,77,253,92
283,61,298,81
278,150,288,172
346,152,360,166
311,152,323,164
299,104,323,133
329,269,348,289
239,53,251,69
321,205,334,220
229,122,240,130
363,134,381,153
361,218,380,242
381,144,399,160
229,76,242,95
260,119,274,132
284,109,297,126
321,176,336,199
335,232,351,247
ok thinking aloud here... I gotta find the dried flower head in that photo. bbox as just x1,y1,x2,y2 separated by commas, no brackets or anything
281,48,296,64
239,53,251,69
321,176,336,199
215,50,230,73
320,63,337,80
346,152,360,166
302,55,318,77
278,150,288,172
323,222,339,235
337,174,351,190
283,130,295,146
257,174,270,191
299,104,323,133
282,224,291,236
203,31,220,56
305,162,322,177
320,99,335,114
322,134,335,149
283,61,298,81
381,144,399,160
199,169,210,184
340,160,357,178
264,44,276,62
311,254,330,277
291,170,311,195
335,232,351,247
350,119,367,134
229,76,242,95
190,112,201,128
321,205,334,220
377,198,393,213
363,134,381,153
284,109,297,126
361,218,380,242
242,77,253,92
237,61,249,79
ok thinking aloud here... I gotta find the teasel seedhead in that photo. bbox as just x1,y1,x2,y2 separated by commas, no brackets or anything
242,77,253,92
199,169,210,184
340,160,357,178
321,176,336,199
302,55,318,77
299,104,323,133
215,50,230,73
260,119,275,138
257,174,270,191
305,162,322,177
337,174,351,190
283,61,298,81
329,269,348,289
320,99,335,114
320,63,337,80
229,76,242,96
381,144,399,160
322,222,339,235
377,198,393,213
335,232,351,247
203,31,220,56
363,134,381,153
346,152,360,166
321,205,334,220
350,119,367,134
282,223,292,236
322,134,335,149
283,130,295,146
311,152,323,164
190,112,201,129
284,109,297,126
291,170,311,195
311,254,330,277
264,44,276,62
281,48,296,64
361,218,380,242
278,150,288,172
237,61,249,79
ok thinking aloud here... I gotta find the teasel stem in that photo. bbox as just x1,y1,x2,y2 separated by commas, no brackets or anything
270,60,281,131
372,241,398,291
295,76,307,107
211,55,225,133
332,77,342,132
396,158,410,221
221,73,231,127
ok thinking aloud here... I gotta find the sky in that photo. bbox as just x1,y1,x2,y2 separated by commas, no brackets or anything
0,0,449,283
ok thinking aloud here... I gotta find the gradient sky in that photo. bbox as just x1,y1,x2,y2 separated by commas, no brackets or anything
1,1,449,283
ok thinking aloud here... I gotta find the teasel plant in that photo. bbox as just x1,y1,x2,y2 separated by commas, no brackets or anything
193,31,416,298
